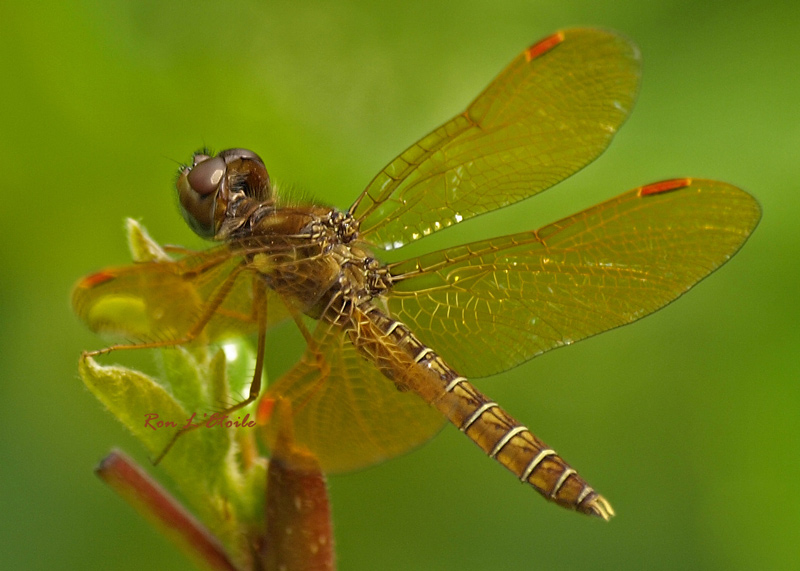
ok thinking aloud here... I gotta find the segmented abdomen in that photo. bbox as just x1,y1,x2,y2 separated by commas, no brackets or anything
349,304,613,520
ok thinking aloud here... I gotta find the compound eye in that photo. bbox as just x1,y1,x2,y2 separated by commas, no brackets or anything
218,148,271,201
186,155,226,196
219,148,262,164
177,153,227,239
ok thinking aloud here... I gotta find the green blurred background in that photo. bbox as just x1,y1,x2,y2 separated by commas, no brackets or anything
2,1,798,569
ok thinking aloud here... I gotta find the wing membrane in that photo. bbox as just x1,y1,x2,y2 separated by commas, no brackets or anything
264,319,445,473
72,245,290,345
386,179,761,378
351,28,641,250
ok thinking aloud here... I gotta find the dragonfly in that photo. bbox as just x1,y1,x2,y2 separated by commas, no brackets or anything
72,28,760,520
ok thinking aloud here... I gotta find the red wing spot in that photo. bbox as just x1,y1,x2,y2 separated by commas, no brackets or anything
525,31,564,62
639,178,693,197
257,397,276,425
80,271,116,289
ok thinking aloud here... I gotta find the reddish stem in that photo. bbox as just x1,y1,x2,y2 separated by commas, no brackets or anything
96,449,237,571
263,399,335,571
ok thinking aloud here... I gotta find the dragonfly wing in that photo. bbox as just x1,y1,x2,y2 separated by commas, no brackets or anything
72,245,290,345
264,319,446,473
351,28,641,250
386,179,761,378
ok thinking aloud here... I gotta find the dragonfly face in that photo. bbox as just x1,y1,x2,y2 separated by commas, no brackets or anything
177,148,273,239
73,28,760,521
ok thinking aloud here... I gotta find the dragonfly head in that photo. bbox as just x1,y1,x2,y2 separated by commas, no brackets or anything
177,148,272,239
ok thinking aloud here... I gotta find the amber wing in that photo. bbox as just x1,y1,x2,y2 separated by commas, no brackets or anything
350,28,641,250
72,244,290,346
386,179,761,378
263,319,445,474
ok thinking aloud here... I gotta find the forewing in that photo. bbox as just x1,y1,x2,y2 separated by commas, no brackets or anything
386,179,761,378
351,28,641,250
72,246,290,345
264,319,445,473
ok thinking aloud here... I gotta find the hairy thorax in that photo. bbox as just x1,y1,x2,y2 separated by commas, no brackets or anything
240,204,391,325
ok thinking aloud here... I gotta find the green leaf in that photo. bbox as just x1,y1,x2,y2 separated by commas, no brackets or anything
78,344,266,566
77,221,270,566
126,218,173,263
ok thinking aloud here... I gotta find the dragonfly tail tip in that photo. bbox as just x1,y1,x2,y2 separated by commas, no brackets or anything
587,495,615,521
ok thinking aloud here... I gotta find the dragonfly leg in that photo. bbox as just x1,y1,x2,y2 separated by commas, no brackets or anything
152,279,269,465
83,262,249,360
161,244,200,256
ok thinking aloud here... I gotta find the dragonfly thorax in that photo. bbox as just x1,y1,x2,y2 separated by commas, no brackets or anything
285,209,391,325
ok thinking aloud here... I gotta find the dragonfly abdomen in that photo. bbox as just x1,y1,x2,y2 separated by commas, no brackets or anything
355,305,614,520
